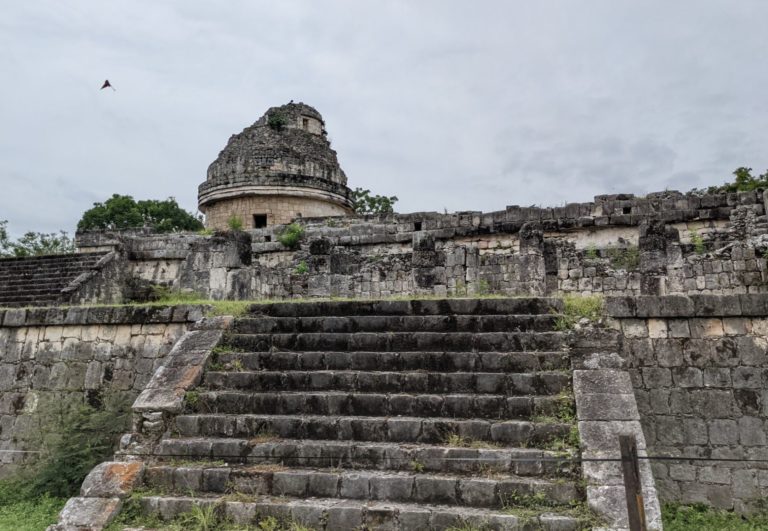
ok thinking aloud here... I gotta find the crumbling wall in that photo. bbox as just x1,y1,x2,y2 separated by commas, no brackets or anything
0,305,204,474
72,189,768,301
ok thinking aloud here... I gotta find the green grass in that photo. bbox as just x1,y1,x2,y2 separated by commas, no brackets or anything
554,294,604,330
0,491,65,531
0,292,527,313
663,502,768,530
106,492,316,530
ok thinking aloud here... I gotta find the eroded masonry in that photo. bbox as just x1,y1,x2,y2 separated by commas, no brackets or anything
3,102,768,530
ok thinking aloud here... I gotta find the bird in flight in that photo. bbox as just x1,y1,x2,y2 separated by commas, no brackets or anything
100,80,115,91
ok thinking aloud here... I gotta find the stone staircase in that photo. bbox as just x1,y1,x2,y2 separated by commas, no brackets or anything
0,252,107,307
133,299,592,530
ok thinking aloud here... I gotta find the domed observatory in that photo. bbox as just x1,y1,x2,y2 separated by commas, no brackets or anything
198,102,354,229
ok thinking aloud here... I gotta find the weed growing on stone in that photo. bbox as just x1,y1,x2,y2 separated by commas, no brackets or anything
554,294,604,330
500,491,604,530
410,460,425,473
227,215,244,231
248,427,280,445
293,260,309,274
533,391,576,424
445,521,493,531
267,111,288,130
165,459,227,468
585,245,599,260
689,230,706,254
606,246,640,270
476,279,491,295
277,223,304,249
150,285,204,302
185,390,200,407
541,424,581,453
443,432,501,449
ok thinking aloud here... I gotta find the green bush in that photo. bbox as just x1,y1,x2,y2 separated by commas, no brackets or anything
0,392,130,530
278,223,304,249
22,393,131,498
294,260,309,274
267,111,288,130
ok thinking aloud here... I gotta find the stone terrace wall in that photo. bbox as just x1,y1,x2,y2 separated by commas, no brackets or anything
72,189,768,303
607,294,768,512
0,305,205,474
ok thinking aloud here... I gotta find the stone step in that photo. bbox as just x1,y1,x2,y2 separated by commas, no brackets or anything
188,390,572,419
0,263,101,277
0,278,73,288
172,416,573,446
223,331,568,353
213,350,570,373
247,298,564,318
202,370,572,397
137,495,583,530
0,251,105,263
0,294,61,305
152,438,576,477
0,285,65,296
143,465,580,509
232,314,561,335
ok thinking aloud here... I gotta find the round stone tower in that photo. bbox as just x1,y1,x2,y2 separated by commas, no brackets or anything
198,102,354,229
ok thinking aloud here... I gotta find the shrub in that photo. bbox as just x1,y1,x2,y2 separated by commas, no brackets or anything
606,246,640,270
267,112,288,130
294,260,309,274
227,215,244,232
689,230,705,254
1,391,131,510
278,223,304,249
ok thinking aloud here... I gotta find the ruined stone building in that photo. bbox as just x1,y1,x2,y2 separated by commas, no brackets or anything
4,102,768,529
198,102,354,230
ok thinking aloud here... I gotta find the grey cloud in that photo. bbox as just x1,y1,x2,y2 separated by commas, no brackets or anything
1,0,768,236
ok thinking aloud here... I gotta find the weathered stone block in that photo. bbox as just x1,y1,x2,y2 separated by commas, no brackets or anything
80,461,144,498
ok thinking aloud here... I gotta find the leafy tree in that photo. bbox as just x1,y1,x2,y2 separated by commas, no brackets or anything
77,194,203,233
0,220,75,258
696,167,768,195
351,188,399,214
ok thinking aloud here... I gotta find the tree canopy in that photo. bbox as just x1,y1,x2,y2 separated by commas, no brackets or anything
696,167,768,195
351,188,399,214
77,195,203,233
0,220,75,258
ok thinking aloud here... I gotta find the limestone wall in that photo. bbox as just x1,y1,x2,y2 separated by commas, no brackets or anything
0,305,205,474
203,193,353,230
607,295,768,512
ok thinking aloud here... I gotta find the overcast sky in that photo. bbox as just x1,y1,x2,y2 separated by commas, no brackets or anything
2,1,767,237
